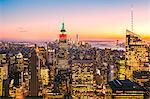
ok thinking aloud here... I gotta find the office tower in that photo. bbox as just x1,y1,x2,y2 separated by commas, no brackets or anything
29,50,39,96
71,60,96,98
103,48,116,82
15,52,24,85
0,67,3,96
57,20,69,69
0,51,8,96
22,54,30,96
125,29,149,85
40,67,49,85
116,40,119,49
35,46,47,96
75,34,79,46
117,60,125,80
76,34,79,42
0,51,8,80
47,45,55,65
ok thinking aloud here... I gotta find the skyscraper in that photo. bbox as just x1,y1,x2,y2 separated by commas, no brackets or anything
71,60,96,98
125,29,149,85
29,50,39,96
0,67,3,96
57,19,69,69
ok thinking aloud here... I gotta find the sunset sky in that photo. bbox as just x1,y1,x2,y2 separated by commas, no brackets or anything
0,0,150,41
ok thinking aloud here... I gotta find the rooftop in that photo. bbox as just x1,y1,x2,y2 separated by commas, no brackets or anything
108,79,145,91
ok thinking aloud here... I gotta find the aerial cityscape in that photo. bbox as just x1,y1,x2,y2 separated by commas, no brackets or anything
0,0,150,99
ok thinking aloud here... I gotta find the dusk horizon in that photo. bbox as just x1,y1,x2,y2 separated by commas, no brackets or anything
1,0,150,41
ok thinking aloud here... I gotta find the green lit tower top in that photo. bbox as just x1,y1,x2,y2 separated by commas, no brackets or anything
60,18,66,33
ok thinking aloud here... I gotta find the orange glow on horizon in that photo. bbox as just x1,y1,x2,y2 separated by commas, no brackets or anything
1,31,149,42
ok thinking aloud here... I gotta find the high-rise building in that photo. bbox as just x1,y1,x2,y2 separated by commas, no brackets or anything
71,60,96,98
117,60,125,80
125,29,149,85
0,51,9,96
57,20,69,69
15,52,24,85
0,67,3,96
40,68,49,85
0,51,8,80
29,50,39,96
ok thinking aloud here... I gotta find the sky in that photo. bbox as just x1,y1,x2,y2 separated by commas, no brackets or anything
0,0,150,41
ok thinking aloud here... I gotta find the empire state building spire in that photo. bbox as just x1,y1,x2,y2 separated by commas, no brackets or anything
59,18,67,41
60,18,66,32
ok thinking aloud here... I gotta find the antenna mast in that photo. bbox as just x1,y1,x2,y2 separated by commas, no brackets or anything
131,4,134,32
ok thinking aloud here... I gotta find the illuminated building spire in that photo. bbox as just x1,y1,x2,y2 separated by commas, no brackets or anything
59,17,67,41
61,17,66,33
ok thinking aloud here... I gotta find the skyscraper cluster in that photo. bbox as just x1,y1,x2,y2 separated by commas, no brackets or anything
0,21,149,99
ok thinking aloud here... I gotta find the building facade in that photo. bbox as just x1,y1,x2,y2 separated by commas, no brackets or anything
71,60,96,99
125,29,149,85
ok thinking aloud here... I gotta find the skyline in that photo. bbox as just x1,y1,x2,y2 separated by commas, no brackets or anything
0,0,150,41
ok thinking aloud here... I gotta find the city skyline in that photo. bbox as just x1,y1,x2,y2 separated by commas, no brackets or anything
0,1,150,98
0,0,150,41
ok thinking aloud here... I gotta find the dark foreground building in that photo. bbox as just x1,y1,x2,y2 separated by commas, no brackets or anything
29,50,39,96
108,79,146,99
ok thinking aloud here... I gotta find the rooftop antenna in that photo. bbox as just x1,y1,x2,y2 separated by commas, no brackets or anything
131,4,134,32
